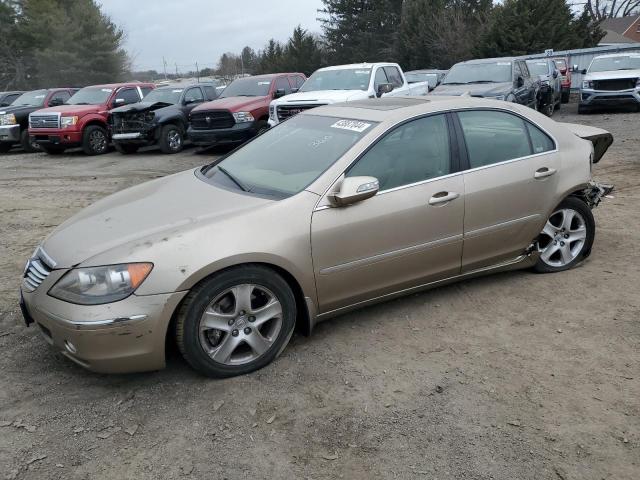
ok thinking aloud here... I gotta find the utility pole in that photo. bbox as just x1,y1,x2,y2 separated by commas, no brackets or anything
162,57,167,80
175,63,178,78
196,62,200,82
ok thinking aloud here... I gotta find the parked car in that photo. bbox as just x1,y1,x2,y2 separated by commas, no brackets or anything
525,58,561,117
109,82,219,154
187,73,306,147
19,96,613,377
268,63,429,126
0,88,78,153
29,82,155,155
405,69,447,91
578,53,640,114
552,56,572,103
0,91,24,107
430,57,538,109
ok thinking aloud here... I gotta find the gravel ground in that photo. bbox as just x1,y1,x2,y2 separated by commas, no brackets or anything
0,104,638,480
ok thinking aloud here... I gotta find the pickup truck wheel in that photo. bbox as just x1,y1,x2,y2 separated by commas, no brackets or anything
578,105,590,115
255,120,269,136
159,124,183,154
40,145,66,155
561,90,570,103
82,125,109,155
534,197,595,273
20,129,40,153
175,265,296,378
114,143,139,154
0,143,11,153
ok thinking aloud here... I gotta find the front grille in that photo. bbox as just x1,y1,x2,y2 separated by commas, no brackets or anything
276,104,325,121
22,249,54,292
29,114,60,129
110,112,152,134
190,110,235,130
593,78,637,91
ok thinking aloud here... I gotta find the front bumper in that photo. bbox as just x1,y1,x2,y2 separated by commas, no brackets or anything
112,129,156,146
580,88,640,107
187,121,256,146
20,277,187,374
0,124,21,143
29,128,82,147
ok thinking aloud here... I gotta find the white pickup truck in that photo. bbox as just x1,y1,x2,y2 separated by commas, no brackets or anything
268,62,429,126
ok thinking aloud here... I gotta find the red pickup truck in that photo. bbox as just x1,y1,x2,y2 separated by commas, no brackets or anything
29,82,155,155
187,73,305,147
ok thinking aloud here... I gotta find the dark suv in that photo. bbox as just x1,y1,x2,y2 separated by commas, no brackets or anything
109,82,220,154
430,57,538,109
0,88,77,153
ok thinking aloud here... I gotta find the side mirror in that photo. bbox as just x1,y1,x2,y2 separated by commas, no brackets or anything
49,98,64,107
516,76,524,88
273,88,286,99
581,68,587,75
328,176,379,207
184,98,200,105
376,83,394,98
113,98,125,106
572,64,578,72
291,87,299,93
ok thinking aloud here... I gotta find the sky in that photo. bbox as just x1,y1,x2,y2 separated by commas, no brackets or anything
99,0,325,73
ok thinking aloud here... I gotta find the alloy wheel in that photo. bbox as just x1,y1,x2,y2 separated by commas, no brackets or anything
89,130,107,153
198,284,283,365
167,130,182,151
538,208,587,267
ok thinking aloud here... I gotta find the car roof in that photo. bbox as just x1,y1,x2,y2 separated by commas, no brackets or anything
406,69,447,74
232,73,303,81
1,91,25,95
316,63,398,71
154,83,214,90
455,57,516,65
592,52,640,59
302,95,531,123
81,82,155,89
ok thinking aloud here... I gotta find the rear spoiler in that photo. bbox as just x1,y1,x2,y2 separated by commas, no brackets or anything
558,123,613,163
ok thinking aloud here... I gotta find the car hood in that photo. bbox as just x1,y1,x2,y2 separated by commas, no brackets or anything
193,96,267,112
34,104,105,116
584,69,640,81
430,82,512,97
276,90,370,104
42,169,272,268
0,104,40,115
110,101,175,114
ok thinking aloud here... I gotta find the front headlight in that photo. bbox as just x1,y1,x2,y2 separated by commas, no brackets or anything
60,116,79,128
269,105,275,120
0,113,17,126
582,80,593,89
49,263,153,305
232,111,255,123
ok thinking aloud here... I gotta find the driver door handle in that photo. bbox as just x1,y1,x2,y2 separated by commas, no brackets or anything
428,191,459,206
534,167,557,179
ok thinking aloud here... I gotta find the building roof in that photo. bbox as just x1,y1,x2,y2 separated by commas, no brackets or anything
600,15,639,35
600,29,637,44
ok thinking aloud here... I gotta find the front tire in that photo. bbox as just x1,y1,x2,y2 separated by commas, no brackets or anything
20,129,40,153
534,197,595,273
0,143,11,153
159,124,183,154
176,265,296,378
82,125,109,155
561,90,570,103
578,105,590,115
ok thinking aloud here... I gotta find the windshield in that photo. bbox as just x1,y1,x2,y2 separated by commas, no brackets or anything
406,72,438,86
142,88,183,104
300,68,371,92
219,77,272,97
588,55,640,73
526,61,549,76
67,87,113,105
443,62,512,84
202,115,376,197
11,89,48,107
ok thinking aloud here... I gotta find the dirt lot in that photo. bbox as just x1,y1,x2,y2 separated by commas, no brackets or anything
0,104,638,480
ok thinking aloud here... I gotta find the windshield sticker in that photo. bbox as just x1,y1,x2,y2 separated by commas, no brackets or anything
331,119,372,133
310,135,332,148
258,81,270,85
355,70,370,74
497,62,511,66
101,88,113,93
34,95,46,98
172,89,184,93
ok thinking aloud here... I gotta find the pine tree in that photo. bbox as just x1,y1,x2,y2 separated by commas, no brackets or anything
281,26,324,75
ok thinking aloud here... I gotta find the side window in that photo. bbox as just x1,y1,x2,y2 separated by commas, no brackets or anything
520,61,530,78
513,61,522,80
373,68,388,89
184,87,204,103
294,76,306,89
140,87,152,98
458,110,532,168
203,86,218,100
527,123,554,154
49,90,71,105
114,88,140,105
3,94,20,105
275,76,292,95
383,67,404,88
347,114,451,191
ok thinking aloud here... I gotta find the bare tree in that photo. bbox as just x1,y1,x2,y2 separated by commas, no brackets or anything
581,0,640,20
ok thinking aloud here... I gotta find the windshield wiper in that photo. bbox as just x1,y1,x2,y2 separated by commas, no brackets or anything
442,82,466,85
217,165,249,192
470,80,499,83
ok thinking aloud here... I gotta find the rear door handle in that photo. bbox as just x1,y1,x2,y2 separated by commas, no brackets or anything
428,191,459,206
534,167,557,179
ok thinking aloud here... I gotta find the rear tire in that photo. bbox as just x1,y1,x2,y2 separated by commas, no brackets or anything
20,129,39,153
534,197,595,273
578,105,590,115
159,124,183,154
40,145,66,155
114,143,139,154
561,90,570,103
175,265,296,378
255,120,269,136
82,125,109,155
0,143,11,153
